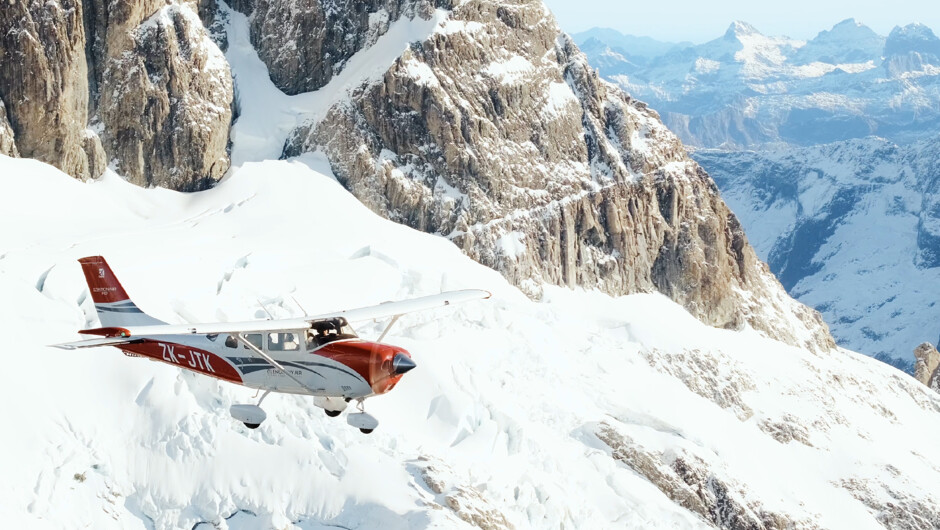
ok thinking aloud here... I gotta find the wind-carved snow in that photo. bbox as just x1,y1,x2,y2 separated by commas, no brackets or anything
224,3,448,166
2,153,940,528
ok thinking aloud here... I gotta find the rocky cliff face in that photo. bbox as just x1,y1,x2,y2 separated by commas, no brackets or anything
0,99,18,157
0,0,231,189
91,1,233,189
914,342,940,391
232,0,452,95
0,0,102,179
281,0,833,351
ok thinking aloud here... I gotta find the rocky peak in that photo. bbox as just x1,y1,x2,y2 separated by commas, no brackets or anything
914,342,940,391
885,23,940,57
723,20,761,41
884,23,940,75
793,18,884,65
283,0,834,351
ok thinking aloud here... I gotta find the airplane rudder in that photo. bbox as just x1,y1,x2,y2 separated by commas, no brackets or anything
77,256,131,304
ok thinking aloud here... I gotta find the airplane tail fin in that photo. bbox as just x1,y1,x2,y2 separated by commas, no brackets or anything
78,256,166,327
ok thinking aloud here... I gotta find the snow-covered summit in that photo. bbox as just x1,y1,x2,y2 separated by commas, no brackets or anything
793,18,885,65
723,20,762,40
885,23,940,57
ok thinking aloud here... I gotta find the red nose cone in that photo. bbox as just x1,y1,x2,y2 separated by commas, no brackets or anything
316,341,413,395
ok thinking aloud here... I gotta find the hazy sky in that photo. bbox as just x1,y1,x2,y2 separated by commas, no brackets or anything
541,0,940,43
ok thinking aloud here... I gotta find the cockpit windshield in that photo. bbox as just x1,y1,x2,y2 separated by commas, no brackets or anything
306,317,357,350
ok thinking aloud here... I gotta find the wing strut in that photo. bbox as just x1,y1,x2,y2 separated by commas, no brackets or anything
377,315,401,343
235,333,320,396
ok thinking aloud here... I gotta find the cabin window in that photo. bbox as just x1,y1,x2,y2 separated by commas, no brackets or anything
306,318,357,349
244,333,263,350
268,332,299,351
224,334,238,348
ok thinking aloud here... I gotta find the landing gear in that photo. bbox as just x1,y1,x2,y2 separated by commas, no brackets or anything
314,396,348,417
346,399,379,434
230,390,271,429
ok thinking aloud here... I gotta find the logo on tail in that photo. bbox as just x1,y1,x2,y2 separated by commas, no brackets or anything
78,256,165,327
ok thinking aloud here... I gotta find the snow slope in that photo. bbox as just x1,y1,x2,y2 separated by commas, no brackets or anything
2,154,940,529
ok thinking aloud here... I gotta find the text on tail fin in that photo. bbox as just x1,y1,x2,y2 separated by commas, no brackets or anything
78,256,131,304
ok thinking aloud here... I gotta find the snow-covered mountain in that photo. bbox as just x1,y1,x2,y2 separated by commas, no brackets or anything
4,152,940,529
4,2,940,527
571,27,690,75
693,136,940,368
577,20,940,148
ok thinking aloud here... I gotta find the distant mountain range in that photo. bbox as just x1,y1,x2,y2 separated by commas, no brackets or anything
576,20,940,148
693,136,940,368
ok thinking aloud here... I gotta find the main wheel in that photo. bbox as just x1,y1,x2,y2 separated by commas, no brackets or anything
359,428,374,434
244,422,261,429
324,409,341,417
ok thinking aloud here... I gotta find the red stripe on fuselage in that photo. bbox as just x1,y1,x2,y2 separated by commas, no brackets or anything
120,340,243,383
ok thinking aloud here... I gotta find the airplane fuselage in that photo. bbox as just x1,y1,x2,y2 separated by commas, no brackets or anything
118,334,407,400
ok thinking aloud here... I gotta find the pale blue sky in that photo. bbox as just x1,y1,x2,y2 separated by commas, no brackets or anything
542,0,939,43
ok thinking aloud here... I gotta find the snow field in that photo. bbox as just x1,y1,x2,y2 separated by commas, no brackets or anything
2,154,940,528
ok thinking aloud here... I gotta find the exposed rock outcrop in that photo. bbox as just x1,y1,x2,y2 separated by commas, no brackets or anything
914,342,940,391
233,0,451,94
595,423,817,529
416,459,515,530
1,0,230,189
93,2,233,189
284,0,833,350
0,99,18,157
0,0,102,178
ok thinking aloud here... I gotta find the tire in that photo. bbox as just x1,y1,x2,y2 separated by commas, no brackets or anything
244,422,261,429
359,428,374,434
324,409,341,417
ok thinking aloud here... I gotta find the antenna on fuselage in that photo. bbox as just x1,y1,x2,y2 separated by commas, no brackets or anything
289,295,308,317
256,298,275,320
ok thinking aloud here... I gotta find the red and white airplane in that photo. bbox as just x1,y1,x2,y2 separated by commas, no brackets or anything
54,256,489,434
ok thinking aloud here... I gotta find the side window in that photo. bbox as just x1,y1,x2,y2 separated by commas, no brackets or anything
244,333,263,350
268,332,299,351
224,334,238,348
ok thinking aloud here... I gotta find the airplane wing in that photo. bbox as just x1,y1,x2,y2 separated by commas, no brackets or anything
62,289,491,340
306,289,492,323
52,337,144,350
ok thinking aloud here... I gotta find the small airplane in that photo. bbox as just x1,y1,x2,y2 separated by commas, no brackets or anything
53,256,489,434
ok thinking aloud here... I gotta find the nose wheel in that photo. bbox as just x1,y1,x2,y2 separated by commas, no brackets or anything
346,399,379,434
